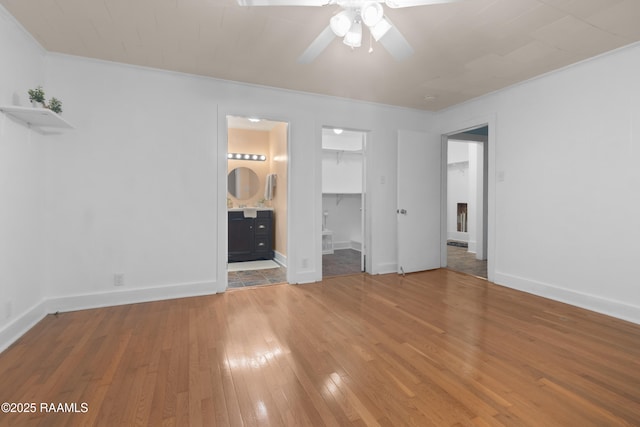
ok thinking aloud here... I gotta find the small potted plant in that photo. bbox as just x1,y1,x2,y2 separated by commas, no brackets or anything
28,86,45,107
48,97,63,114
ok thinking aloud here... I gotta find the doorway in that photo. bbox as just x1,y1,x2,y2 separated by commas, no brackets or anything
445,126,488,278
226,116,289,288
321,127,366,278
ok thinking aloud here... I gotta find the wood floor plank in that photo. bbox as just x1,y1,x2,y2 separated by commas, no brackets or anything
1,270,640,426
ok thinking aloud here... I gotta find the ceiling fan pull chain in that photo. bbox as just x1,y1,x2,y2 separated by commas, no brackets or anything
368,32,374,53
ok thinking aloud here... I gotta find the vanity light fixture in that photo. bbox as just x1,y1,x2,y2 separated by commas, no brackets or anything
228,152,267,161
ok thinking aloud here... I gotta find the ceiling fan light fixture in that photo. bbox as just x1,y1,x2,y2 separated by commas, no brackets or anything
343,21,363,47
370,16,392,41
330,10,356,37
361,2,384,27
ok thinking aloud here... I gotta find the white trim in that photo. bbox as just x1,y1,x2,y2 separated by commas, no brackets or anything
46,280,219,314
439,113,496,282
448,231,468,242
0,300,48,354
0,281,221,354
289,271,318,285
273,250,287,268
333,241,351,250
374,262,397,275
494,271,640,325
219,108,294,285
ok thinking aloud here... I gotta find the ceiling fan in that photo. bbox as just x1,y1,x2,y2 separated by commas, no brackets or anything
237,0,461,63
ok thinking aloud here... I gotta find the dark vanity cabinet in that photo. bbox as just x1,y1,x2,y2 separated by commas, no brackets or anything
228,210,274,262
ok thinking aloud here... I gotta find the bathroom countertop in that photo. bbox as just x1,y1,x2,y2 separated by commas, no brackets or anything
228,207,274,211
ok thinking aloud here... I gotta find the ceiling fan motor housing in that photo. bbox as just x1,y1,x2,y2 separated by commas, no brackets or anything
239,0,458,63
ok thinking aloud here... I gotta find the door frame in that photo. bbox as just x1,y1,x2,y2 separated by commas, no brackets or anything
445,134,488,260
216,109,292,291
319,126,371,278
439,115,496,282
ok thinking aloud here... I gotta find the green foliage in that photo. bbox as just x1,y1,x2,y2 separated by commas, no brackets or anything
28,86,45,103
48,97,63,114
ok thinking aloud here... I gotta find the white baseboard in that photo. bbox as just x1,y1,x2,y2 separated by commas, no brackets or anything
448,231,468,242
494,271,640,325
0,300,48,354
289,270,319,284
333,240,362,251
46,280,220,314
0,281,220,354
273,251,287,268
373,262,397,275
333,240,350,250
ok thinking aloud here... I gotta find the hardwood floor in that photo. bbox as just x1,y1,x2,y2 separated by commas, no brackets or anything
1,270,639,426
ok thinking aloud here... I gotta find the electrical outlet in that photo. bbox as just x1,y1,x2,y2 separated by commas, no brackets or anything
114,273,125,287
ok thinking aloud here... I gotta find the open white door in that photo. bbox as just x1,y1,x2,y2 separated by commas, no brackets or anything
397,130,441,274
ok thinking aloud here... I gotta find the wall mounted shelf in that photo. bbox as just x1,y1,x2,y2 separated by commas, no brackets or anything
0,105,74,132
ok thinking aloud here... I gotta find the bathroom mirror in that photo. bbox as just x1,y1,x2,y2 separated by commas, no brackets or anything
228,167,260,200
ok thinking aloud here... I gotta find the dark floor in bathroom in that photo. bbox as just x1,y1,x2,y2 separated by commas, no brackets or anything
323,248,362,277
228,246,482,288
227,266,287,289
227,248,363,289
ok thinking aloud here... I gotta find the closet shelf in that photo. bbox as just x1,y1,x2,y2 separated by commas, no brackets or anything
322,147,363,154
322,191,361,195
0,105,74,131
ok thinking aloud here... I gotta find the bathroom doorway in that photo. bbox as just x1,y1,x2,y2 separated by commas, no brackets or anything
226,116,289,288
321,127,366,278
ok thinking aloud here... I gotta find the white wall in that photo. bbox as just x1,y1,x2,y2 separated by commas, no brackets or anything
40,52,433,305
5,3,638,355
0,8,48,351
43,54,220,310
467,142,484,257
447,141,470,242
322,194,362,249
438,41,640,324
322,151,363,193
1,4,435,351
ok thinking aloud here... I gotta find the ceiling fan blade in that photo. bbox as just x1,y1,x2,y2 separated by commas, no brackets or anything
378,20,414,61
237,0,328,6
297,25,335,63
385,0,461,8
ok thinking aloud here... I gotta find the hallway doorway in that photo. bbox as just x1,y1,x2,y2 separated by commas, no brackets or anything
445,126,488,278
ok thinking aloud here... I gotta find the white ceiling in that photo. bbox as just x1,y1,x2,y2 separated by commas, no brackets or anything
2,0,640,111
